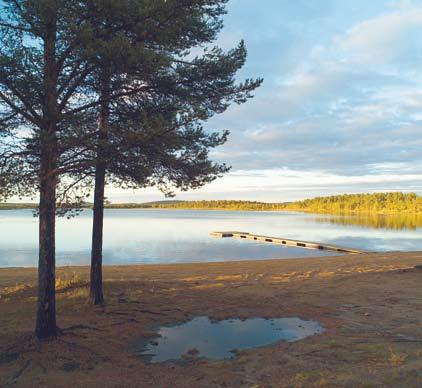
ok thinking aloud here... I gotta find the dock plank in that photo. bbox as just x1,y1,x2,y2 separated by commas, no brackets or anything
210,231,366,254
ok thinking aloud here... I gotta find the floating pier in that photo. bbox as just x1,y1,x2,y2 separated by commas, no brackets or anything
210,231,366,254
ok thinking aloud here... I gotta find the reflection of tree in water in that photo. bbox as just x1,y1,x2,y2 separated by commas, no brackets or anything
311,213,422,231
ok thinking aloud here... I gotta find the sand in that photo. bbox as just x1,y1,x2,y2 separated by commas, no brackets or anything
1,251,422,387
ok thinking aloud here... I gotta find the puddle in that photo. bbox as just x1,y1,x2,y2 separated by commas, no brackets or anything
133,316,324,363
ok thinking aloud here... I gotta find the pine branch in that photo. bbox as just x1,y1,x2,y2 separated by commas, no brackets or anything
56,45,78,74
57,65,95,113
8,0,41,36
56,173,90,203
57,59,84,96
0,79,42,124
0,21,32,33
0,91,39,126
62,85,153,117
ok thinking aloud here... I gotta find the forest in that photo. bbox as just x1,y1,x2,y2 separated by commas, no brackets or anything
3,192,421,215
148,192,422,214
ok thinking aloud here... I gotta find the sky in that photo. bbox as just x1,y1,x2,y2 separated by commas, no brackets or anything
85,1,422,202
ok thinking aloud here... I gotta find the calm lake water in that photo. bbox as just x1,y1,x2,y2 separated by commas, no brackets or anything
1,209,422,267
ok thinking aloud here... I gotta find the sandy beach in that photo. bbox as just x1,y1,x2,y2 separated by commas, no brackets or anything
1,252,422,387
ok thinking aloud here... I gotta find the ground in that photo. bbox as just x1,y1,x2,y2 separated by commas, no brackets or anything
1,252,422,387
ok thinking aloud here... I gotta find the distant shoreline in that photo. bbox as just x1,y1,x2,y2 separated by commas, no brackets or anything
2,206,422,217
2,192,422,215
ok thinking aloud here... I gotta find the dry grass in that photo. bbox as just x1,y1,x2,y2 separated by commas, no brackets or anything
389,347,407,366
0,283,31,299
55,272,84,290
0,252,422,387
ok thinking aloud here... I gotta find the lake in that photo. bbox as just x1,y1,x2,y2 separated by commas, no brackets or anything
1,209,422,267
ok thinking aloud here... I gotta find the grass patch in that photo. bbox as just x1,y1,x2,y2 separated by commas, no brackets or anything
64,287,89,299
389,347,407,366
0,283,31,299
0,272,85,300
55,272,83,291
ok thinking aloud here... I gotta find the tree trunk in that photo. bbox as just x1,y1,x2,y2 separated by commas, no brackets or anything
89,79,110,306
36,129,58,339
35,13,58,339
89,155,106,305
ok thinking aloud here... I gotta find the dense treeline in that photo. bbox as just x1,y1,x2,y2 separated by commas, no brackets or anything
3,192,422,214
145,192,422,214
151,200,287,211
105,201,183,209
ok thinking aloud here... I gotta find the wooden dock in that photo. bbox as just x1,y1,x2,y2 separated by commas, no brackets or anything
210,231,366,254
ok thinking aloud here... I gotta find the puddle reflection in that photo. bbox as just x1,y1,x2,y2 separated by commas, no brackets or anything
134,316,324,363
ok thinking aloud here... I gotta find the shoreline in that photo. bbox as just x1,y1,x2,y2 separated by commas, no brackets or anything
1,250,421,286
3,204,422,216
0,249,418,270
0,253,346,271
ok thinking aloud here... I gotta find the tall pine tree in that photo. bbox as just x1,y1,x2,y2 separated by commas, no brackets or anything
0,0,228,337
0,0,262,335
72,0,262,305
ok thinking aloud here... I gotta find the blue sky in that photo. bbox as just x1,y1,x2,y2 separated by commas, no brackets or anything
111,0,422,202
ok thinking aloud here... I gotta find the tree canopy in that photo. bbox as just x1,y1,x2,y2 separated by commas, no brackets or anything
0,0,262,336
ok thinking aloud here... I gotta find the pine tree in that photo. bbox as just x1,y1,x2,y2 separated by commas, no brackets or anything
69,0,262,305
0,0,262,334
0,0,89,339
0,0,226,337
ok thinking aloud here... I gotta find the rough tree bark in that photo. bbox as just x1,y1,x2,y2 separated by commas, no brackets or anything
89,77,110,306
35,13,58,339
89,152,106,305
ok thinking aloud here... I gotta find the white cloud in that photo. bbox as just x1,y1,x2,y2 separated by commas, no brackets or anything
336,8,422,64
103,166,422,203
277,3,422,108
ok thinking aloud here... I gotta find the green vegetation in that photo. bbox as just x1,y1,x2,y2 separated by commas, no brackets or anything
149,200,287,211
133,192,422,215
104,201,183,209
3,193,422,216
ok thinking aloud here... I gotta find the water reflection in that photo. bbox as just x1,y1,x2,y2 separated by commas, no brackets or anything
134,316,324,363
1,209,422,267
311,213,422,231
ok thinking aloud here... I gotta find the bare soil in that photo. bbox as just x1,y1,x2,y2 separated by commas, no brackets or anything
1,252,422,387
